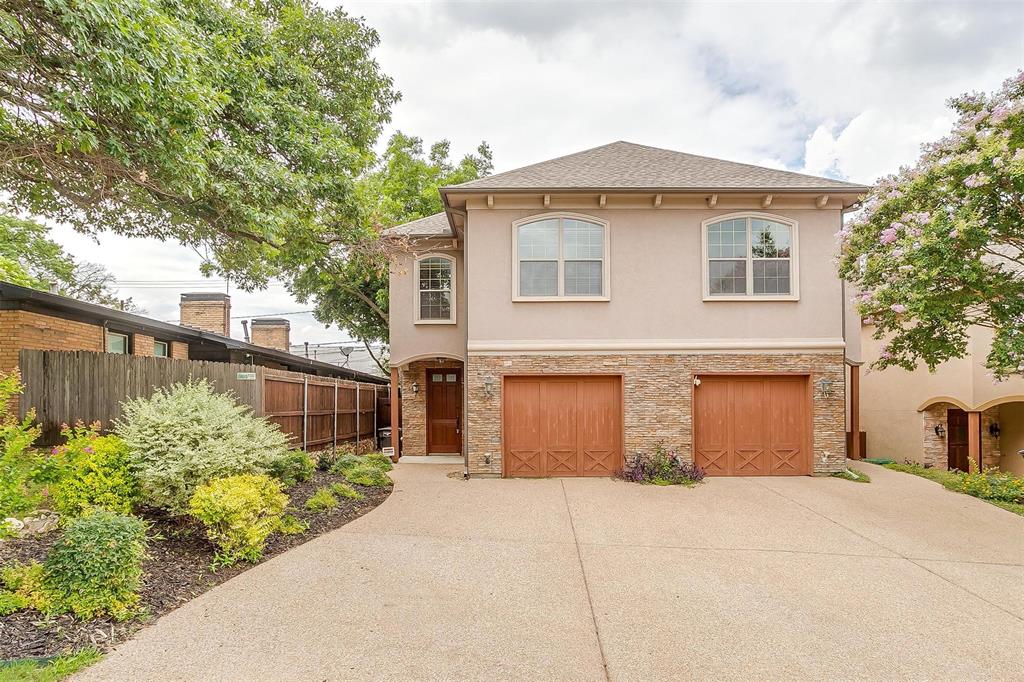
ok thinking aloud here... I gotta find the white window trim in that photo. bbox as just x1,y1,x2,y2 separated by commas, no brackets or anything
511,212,611,302
106,330,129,354
413,252,457,325
701,212,800,302
153,340,169,357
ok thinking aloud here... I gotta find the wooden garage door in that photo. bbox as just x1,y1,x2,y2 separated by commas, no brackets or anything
694,375,810,476
503,376,622,477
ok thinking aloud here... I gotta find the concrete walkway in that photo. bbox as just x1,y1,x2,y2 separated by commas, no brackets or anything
78,462,1024,681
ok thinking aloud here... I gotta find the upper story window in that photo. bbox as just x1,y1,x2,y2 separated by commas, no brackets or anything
513,214,609,300
414,253,456,324
703,214,799,300
106,331,129,354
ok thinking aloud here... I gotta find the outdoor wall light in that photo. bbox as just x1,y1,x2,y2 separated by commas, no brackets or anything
482,375,496,398
411,381,419,395
934,424,946,438
989,422,1001,438
817,377,834,399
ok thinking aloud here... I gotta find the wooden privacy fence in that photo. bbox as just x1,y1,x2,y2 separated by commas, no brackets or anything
18,350,388,449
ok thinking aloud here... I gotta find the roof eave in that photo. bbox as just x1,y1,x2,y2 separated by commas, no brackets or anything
441,185,869,195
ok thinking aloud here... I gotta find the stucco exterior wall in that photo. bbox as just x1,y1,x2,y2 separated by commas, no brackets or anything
388,241,467,367
463,206,846,345
464,351,845,477
998,403,1024,476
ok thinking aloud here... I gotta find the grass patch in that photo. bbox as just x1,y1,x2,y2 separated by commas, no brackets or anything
883,463,1024,517
0,648,102,681
830,468,871,483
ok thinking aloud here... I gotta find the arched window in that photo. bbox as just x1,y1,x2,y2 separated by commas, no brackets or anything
702,214,798,299
512,214,610,300
414,254,455,323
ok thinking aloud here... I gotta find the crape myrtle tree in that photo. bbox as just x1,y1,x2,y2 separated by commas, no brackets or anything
838,71,1024,379
0,0,398,288
290,132,492,373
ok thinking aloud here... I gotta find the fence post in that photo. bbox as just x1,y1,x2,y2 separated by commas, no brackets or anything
355,382,361,451
373,386,378,450
302,376,308,452
332,380,338,455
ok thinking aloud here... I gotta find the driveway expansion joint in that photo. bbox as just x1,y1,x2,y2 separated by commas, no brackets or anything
561,480,611,682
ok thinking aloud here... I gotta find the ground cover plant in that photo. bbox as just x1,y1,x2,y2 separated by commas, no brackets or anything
831,468,871,483
188,474,289,567
619,445,706,486
884,462,1024,516
304,488,339,512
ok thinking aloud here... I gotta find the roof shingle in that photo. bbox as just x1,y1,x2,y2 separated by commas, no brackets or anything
382,212,453,238
444,141,868,192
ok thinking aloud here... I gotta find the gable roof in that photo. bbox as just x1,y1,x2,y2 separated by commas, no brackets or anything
443,141,868,193
382,212,453,238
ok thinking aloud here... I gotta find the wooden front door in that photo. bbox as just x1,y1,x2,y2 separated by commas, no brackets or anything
503,376,623,477
694,375,811,476
947,408,970,472
426,368,462,454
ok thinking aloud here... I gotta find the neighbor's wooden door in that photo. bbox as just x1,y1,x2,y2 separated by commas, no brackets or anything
694,375,810,476
426,368,462,454
503,376,622,477
947,408,970,472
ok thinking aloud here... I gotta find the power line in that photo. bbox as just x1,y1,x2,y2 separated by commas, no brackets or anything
229,310,315,319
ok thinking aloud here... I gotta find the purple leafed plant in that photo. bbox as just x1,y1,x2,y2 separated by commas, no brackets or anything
619,443,705,485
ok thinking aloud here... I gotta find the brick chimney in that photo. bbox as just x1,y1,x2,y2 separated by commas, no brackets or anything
179,293,231,336
250,318,290,352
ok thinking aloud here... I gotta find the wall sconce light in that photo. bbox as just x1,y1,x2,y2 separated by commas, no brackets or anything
411,381,419,395
482,375,496,398
817,377,834,399
934,424,946,438
989,422,1001,438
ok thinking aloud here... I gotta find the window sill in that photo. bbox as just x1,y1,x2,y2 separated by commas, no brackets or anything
414,319,457,325
703,294,800,302
512,296,611,303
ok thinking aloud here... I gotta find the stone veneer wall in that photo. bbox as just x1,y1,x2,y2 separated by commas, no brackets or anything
465,352,846,477
400,358,464,456
922,403,1001,470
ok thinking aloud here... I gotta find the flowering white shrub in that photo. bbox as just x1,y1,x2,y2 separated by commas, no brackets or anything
116,380,290,513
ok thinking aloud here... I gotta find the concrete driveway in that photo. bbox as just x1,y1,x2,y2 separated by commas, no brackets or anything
79,462,1024,681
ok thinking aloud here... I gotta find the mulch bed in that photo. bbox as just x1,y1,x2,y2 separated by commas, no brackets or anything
0,470,391,660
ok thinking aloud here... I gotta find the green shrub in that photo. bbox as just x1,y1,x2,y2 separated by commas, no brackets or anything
0,561,52,614
363,452,393,472
277,514,308,535
188,474,288,567
266,451,315,487
0,369,43,521
116,380,290,513
49,425,138,519
44,511,147,620
304,488,338,511
344,463,390,487
329,453,363,476
329,482,363,500
956,469,1024,504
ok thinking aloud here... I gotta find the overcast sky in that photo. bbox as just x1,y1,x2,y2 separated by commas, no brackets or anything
49,0,1024,343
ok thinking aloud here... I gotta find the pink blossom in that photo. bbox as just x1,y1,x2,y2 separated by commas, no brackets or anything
990,106,1011,124
891,304,907,314
993,156,1004,167
879,345,893,360
949,229,959,238
880,228,898,245
964,173,988,188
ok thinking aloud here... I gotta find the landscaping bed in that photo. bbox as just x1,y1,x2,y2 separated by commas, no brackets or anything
883,462,1024,516
0,469,390,660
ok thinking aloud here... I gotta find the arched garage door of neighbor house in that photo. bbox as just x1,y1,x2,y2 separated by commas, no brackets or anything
694,374,812,476
503,375,623,477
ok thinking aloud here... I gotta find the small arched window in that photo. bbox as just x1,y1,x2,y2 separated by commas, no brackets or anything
512,214,609,300
414,254,455,323
703,214,798,300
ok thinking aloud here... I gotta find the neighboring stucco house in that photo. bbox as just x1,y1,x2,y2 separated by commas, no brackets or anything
385,141,868,477
860,325,1024,476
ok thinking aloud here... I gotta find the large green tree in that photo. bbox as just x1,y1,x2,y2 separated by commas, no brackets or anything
291,133,492,371
0,0,398,288
838,71,1024,378
0,214,140,310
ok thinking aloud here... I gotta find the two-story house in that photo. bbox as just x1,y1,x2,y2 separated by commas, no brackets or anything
386,142,867,477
